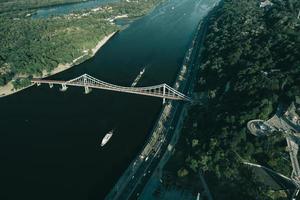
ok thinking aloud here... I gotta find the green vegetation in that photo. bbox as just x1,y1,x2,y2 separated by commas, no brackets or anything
164,0,300,199
0,0,163,88
0,0,91,13
0,10,117,86
12,77,32,89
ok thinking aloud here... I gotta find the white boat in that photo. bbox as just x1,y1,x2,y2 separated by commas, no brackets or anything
101,130,113,147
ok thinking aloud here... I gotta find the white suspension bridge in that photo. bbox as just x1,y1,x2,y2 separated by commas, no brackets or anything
31,74,192,103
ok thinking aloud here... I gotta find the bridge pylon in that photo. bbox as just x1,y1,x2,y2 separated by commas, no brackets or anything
162,84,166,104
31,74,192,102
83,74,92,94
60,84,68,92
84,86,91,94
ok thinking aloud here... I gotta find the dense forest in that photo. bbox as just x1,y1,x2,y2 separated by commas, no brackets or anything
0,0,94,12
164,0,300,199
0,0,163,89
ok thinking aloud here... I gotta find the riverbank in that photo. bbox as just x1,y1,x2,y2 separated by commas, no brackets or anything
138,7,216,199
103,1,215,197
161,0,300,198
0,31,117,98
45,31,117,76
0,0,167,98
0,0,88,13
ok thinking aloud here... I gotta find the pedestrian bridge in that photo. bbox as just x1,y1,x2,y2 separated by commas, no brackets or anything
31,74,192,103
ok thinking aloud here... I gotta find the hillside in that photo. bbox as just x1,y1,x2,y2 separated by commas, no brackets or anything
164,0,300,199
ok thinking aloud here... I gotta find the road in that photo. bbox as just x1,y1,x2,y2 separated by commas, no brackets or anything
105,1,218,199
286,137,300,183
198,172,213,200
247,104,300,199
132,7,217,200
243,161,292,182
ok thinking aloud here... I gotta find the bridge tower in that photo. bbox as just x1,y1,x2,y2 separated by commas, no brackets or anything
163,84,166,104
31,74,192,102
83,74,91,94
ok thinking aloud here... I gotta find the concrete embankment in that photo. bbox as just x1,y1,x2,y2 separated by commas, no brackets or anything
104,5,212,199
137,3,223,199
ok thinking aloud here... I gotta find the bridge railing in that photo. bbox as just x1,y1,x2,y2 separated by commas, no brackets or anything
31,74,192,102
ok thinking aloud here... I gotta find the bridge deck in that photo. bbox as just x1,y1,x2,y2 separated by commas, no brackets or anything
31,74,192,102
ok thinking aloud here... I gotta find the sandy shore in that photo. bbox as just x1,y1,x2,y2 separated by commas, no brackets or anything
0,31,117,98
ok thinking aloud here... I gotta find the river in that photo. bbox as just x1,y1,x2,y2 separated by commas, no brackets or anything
0,0,219,199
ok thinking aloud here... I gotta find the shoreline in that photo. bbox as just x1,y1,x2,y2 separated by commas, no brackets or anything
138,7,216,199
104,2,218,198
0,31,117,98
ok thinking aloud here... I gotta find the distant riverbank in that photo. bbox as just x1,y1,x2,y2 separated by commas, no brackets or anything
45,31,117,77
0,31,117,98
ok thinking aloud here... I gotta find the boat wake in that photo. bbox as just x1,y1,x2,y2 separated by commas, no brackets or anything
131,66,148,87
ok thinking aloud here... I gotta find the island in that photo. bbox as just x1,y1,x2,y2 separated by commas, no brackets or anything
0,0,163,97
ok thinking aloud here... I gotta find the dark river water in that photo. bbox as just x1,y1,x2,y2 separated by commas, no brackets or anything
0,0,218,199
